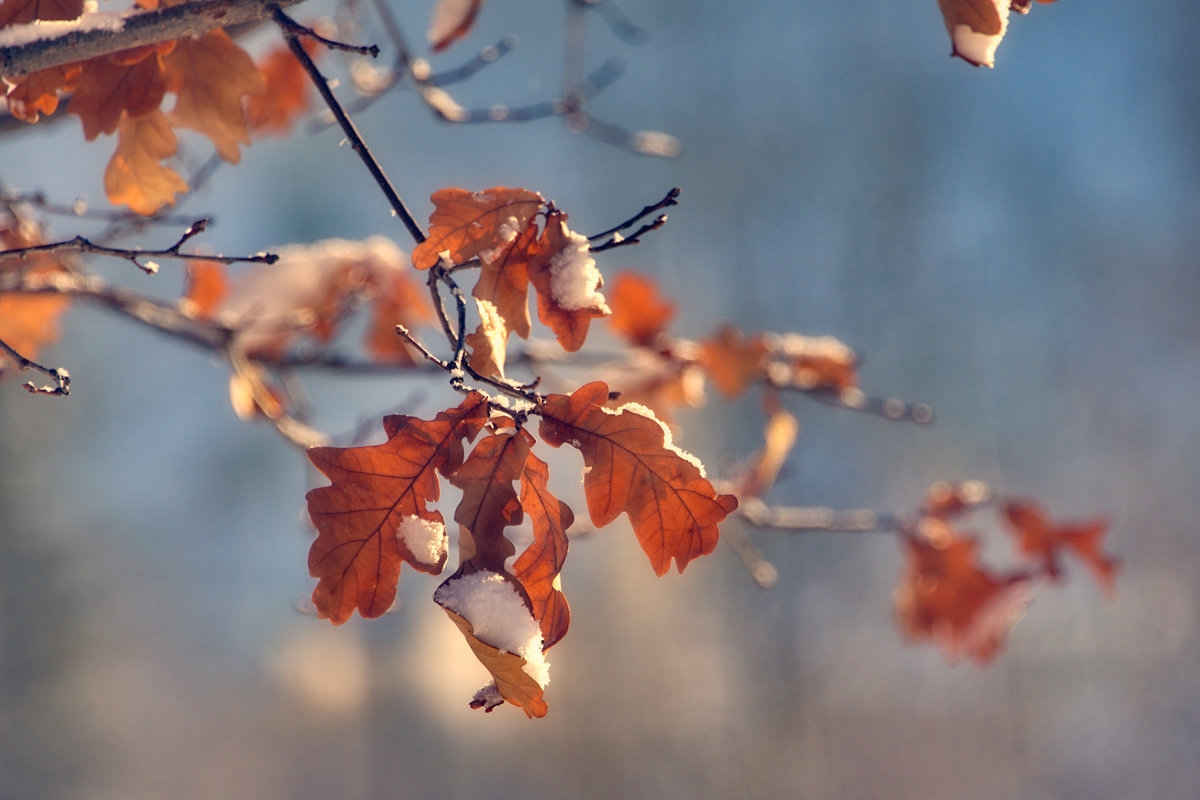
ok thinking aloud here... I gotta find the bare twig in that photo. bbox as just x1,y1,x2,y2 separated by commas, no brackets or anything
0,218,276,274
589,187,679,240
0,335,70,396
736,497,898,533
272,5,426,246
0,191,196,226
272,11,379,56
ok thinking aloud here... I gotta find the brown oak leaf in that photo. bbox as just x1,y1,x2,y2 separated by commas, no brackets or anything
428,0,485,52
363,262,435,364
306,393,489,623
526,209,610,353
449,429,532,572
0,220,70,378
700,324,768,398
472,216,538,339
411,187,543,270
103,110,188,216
162,30,265,162
538,381,737,574
246,39,318,135
1002,500,1119,593
465,298,509,378
607,271,675,346
937,0,1055,67
68,50,167,140
514,450,573,649
5,63,81,123
0,0,82,27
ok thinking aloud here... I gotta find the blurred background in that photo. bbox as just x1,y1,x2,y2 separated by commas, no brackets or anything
2,0,1198,798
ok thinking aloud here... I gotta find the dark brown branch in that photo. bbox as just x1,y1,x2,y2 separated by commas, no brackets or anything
589,187,679,240
0,0,305,78
0,335,70,396
0,218,277,274
271,11,379,56
272,5,426,246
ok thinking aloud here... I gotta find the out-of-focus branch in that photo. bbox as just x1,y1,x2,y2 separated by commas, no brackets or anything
0,335,70,396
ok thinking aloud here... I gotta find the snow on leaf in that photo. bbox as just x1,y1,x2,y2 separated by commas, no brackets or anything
102,109,188,216
465,297,509,378
305,393,489,624
936,0,1054,67
472,216,538,339
607,271,675,347
67,49,167,140
162,30,265,162
438,604,548,718
412,187,543,270
768,332,858,392
449,429,531,572
428,0,485,52
527,210,610,352
538,381,737,575
1002,500,1119,593
699,324,768,398
514,450,573,649
894,518,1032,665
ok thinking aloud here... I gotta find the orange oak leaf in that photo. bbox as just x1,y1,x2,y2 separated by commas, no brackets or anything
449,429,532,572
607,271,675,347
937,0,1054,67
428,0,485,52
894,518,1033,664
0,0,81,27
472,216,538,339
162,30,266,162
434,568,549,717
180,260,228,318
465,298,509,378
739,401,799,499
699,324,768,398
1002,500,1119,593
411,187,543,270
246,39,317,135
538,381,737,575
0,220,70,378
103,110,188,216
514,450,573,649
363,263,435,364
68,50,167,140
526,210,610,353
306,393,489,623
5,63,81,123
599,346,706,423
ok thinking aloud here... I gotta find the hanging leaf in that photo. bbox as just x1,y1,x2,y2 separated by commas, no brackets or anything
514,450,573,649
412,187,543,270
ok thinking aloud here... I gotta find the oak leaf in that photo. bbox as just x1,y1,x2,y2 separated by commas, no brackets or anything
4,63,81,123
700,324,768,398
363,262,436,364
937,0,1055,67
739,402,799,498
411,187,543,270
471,216,538,339
246,40,317,135
0,0,81,27
1002,500,1119,593
465,298,509,378
449,429,531,572
428,0,485,52
772,333,858,392
607,271,675,347
103,110,188,216
68,50,167,140
162,30,265,162
0,220,70,378
538,381,737,575
306,393,489,623
180,260,228,318
514,450,573,649
526,210,610,353
894,518,1032,664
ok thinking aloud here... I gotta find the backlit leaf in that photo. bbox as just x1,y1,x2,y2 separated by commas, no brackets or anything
607,271,674,347
526,210,610,353
0,219,70,378
700,324,768,398
412,187,543,270
4,63,80,123
428,0,485,52
514,450,572,649
0,0,81,27
103,109,188,215
538,381,737,575
439,605,548,718
1002,500,1119,593
246,39,317,135
450,428,531,572
68,49,167,140
306,393,488,623
472,216,538,339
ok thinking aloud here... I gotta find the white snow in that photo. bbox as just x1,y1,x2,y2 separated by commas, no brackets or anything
612,401,707,477
952,23,1004,68
0,9,123,49
630,130,683,158
548,225,609,313
433,570,549,687
478,216,522,263
397,516,447,567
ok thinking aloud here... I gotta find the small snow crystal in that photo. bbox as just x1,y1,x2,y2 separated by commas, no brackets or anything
548,227,609,313
434,571,549,687
396,516,446,566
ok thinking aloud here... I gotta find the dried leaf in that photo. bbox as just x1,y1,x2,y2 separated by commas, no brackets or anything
5,63,81,123
514,450,573,649
412,187,543,270
740,403,798,498
363,263,435,364
162,30,266,162
539,381,737,575
103,110,188,216
1002,500,1119,593
937,0,1054,67
472,216,538,339
449,429,531,572
526,210,610,353
428,0,485,52
0,0,81,27
440,607,547,718
228,362,286,421
0,220,70,378
247,40,317,135
180,260,228,318
306,393,489,623
894,519,1032,664
68,50,167,140
700,324,768,398
465,298,509,378
607,271,675,346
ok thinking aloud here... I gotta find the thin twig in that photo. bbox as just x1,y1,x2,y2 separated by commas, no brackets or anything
589,187,679,240
737,497,898,533
0,191,196,226
272,11,380,56
272,5,426,246
0,335,70,396
0,218,276,274
589,214,668,252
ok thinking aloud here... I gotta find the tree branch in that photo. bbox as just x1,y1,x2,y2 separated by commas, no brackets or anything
0,0,305,78
0,335,70,396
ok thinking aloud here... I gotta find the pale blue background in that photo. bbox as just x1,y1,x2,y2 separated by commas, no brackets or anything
2,1,1198,798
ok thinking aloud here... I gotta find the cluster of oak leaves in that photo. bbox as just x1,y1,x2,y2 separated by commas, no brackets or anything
0,0,1117,718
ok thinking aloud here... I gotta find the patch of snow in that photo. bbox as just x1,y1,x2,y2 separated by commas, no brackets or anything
0,9,124,48
548,225,609,313
397,516,447,566
613,401,707,477
478,216,522,263
951,2,1009,69
434,570,549,687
